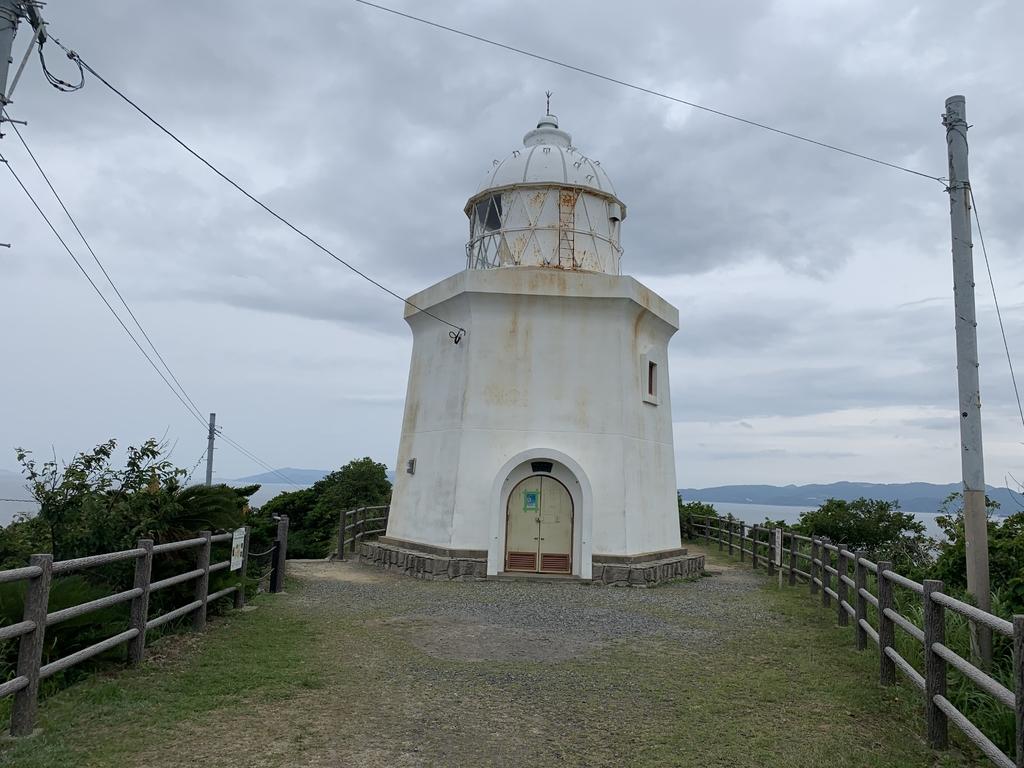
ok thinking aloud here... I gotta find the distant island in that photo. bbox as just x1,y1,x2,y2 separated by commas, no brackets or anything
235,468,332,485
5,468,1019,522
679,481,1020,515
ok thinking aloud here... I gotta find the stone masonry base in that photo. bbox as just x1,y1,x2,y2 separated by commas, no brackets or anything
357,539,705,586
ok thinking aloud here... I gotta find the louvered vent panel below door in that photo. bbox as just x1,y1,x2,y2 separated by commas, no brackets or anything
507,552,537,571
540,553,571,573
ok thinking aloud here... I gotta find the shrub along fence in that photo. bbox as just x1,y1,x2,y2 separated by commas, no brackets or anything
0,516,291,738
335,506,389,560
695,516,1024,768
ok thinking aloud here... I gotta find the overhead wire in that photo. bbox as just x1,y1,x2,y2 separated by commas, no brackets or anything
1,149,210,431
354,1,946,186
38,39,83,93
183,446,208,485
2,146,299,486
970,188,1024,431
48,36,466,343
3,111,205,422
216,433,302,487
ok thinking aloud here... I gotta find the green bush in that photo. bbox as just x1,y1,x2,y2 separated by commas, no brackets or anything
0,437,260,722
249,457,391,558
677,497,718,540
924,492,1023,613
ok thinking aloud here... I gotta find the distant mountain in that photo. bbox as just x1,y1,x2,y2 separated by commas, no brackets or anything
679,482,1021,514
233,468,330,485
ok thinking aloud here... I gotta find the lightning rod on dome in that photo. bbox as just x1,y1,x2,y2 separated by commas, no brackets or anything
545,90,552,115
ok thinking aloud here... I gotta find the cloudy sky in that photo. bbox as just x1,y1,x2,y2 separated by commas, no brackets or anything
1,0,1022,491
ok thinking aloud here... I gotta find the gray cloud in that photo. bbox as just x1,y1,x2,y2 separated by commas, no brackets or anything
1,0,1022,488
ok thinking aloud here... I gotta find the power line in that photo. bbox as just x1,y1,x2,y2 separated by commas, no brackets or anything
0,498,36,503
217,432,302,487
970,187,1024,431
3,111,206,422
49,36,466,343
4,147,304,487
183,446,207,485
354,0,945,186
1,149,210,431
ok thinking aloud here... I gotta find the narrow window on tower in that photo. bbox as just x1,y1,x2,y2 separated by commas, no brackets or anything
641,354,659,405
475,194,503,232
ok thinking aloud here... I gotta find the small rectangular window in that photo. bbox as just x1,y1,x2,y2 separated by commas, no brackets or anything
642,354,659,405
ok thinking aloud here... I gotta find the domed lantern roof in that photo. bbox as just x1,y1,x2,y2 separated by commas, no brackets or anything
465,113,627,275
474,114,619,198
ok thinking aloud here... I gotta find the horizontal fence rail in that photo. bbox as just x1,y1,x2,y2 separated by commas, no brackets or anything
336,506,390,561
0,516,290,738
693,516,1024,768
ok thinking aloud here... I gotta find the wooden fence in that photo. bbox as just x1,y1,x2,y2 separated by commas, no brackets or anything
0,515,291,738
335,505,389,560
694,516,1024,768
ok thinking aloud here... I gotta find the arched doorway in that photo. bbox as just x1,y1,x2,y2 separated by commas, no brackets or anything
505,475,573,573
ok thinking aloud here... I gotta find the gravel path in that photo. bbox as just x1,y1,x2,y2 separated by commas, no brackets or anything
289,557,772,663
126,551,966,768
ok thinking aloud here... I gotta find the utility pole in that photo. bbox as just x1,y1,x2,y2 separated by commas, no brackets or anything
1,1,43,121
943,94,991,666
205,412,216,486
0,2,20,109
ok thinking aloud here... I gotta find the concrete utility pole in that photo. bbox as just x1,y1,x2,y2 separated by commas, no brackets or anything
205,412,216,486
0,1,20,108
1,1,43,117
943,94,991,666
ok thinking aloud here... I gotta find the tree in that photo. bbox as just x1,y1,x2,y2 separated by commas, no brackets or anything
678,496,717,540
793,497,926,563
252,457,392,559
8,439,257,564
929,492,1024,611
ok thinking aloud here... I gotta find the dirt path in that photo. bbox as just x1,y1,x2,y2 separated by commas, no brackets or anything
7,548,973,768
121,550,970,768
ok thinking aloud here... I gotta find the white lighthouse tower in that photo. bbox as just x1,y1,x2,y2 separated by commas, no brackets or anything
363,110,701,584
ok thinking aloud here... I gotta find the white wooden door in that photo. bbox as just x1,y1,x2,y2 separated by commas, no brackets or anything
505,475,573,573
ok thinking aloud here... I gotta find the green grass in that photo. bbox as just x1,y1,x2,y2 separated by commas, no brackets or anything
0,559,985,767
0,592,322,768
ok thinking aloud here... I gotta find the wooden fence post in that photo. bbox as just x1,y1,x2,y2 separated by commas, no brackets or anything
767,528,776,576
269,541,282,594
128,539,153,665
739,522,746,563
810,538,819,595
337,509,346,561
788,534,797,586
192,531,212,632
751,525,759,569
717,518,723,551
727,520,734,556
1013,615,1023,768
854,550,868,651
278,514,289,573
923,579,948,750
350,509,360,555
233,526,250,610
878,560,896,686
837,549,849,627
10,553,53,737
821,539,832,609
